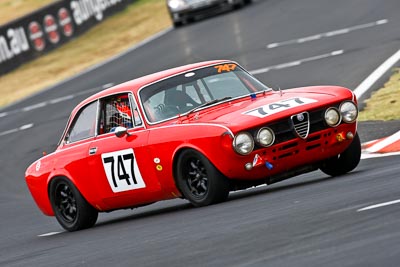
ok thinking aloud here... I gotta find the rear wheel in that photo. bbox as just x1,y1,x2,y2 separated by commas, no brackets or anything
320,133,361,176
49,177,98,231
176,149,229,207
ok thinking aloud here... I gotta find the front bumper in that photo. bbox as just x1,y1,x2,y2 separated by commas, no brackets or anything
169,0,239,23
218,123,358,181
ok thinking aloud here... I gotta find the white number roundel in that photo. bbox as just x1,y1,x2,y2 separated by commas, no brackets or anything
101,149,145,192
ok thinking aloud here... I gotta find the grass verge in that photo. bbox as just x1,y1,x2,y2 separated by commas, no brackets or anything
0,0,53,26
0,0,170,108
358,68,400,121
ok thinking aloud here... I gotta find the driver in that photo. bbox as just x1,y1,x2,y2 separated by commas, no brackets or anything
109,98,133,132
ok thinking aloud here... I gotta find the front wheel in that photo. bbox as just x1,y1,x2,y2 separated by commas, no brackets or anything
49,177,98,231
320,132,361,177
233,0,245,9
176,149,229,207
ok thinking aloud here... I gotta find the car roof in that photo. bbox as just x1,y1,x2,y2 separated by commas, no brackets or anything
75,59,231,110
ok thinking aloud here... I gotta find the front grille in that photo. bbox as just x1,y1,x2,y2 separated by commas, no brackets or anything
251,107,335,150
291,112,309,139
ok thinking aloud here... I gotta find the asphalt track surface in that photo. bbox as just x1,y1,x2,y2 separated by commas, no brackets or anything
1,0,400,266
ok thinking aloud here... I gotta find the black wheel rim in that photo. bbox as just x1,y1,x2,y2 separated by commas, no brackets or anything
185,158,209,198
54,183,77,223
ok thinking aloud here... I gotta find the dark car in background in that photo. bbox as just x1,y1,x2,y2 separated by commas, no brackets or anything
167,0,251,27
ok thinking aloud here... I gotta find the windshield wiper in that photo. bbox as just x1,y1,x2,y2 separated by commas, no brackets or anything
186,96,232,115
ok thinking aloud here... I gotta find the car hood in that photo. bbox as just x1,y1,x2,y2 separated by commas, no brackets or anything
181,86,355,133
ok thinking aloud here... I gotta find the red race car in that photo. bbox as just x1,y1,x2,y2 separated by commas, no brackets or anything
25,60,361,231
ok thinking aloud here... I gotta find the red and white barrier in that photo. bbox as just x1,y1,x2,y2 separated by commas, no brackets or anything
362,130,400,153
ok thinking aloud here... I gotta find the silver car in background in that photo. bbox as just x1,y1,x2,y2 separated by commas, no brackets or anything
167,0,251,27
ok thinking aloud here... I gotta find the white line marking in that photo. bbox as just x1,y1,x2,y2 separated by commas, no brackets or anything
0,123,34,137
266,19,388,49
19,123,34,130
49,95,74,104
102,83,114,89
22,102,47,112
361,151,400,159
377,19,389,25
266,43,279,49
325,28,349,37
354,48,400,99
274,61,301,70
364,130,400,153
297,34,321,43
0,128,18,137
357,199,400,212
0,112,7,118
38,232,61,237
249,50,344,75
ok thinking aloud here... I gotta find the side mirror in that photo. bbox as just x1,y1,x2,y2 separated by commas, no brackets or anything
114,126,130,138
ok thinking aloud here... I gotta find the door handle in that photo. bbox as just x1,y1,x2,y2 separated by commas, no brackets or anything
89,147,97,155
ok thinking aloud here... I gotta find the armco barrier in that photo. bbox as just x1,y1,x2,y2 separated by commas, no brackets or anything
0,0,134,75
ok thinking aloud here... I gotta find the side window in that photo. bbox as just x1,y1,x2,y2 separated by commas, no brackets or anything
99,94,134,134
66,101,98,143
129,94,143,127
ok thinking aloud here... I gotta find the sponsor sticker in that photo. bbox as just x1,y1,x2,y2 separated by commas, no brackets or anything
214,64,237,73
252,154,263,167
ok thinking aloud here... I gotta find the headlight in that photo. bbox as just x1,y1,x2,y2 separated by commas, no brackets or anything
256,127,275,147
340,101,358,123
233,132,254,155
324,107,341,127
167,0,186,10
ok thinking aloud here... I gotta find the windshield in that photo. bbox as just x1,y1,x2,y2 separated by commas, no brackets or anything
139,63,271,123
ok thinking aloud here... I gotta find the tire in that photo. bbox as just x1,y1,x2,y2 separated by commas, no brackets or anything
49,177,98,232
173,21,183,28
320,132,361,177
233,0,245,9
176,149,229,207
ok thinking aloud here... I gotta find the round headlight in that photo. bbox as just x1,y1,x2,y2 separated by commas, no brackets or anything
325,107,341,127
233,132,254,155
256,127,275,147
340,101,358,123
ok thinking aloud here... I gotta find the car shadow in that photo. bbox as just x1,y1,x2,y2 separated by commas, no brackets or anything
96,170,363,228
228,170,364,202
47,170,363,234
94,202,194,228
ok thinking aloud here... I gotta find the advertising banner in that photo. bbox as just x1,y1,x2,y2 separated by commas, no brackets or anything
0,0,133,75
